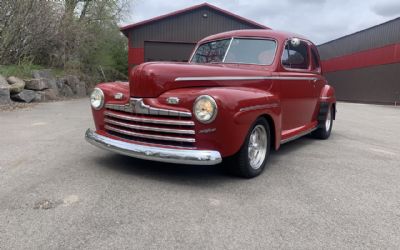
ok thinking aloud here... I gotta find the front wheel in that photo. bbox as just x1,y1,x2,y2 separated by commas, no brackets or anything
312,104,334,139
228,118,271,178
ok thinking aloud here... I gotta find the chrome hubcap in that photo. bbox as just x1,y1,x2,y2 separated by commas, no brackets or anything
248,125,267,170
325,109,332,132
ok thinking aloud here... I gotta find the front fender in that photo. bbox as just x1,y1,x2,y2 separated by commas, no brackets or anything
160,87,281,156
91,82,130,131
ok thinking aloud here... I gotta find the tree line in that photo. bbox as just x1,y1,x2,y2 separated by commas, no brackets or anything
0,0,130,84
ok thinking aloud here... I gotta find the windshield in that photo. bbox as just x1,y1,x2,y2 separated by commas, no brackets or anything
191,38,277,65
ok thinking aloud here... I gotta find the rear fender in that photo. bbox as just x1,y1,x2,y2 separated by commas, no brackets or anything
319,84,336,120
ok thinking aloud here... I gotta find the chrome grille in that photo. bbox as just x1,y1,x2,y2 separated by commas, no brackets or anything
104,98,195,147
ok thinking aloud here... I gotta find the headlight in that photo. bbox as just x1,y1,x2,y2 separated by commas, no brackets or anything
90,88,104,110
193,95,217,123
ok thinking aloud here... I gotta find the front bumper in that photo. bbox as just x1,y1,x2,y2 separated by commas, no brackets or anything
85,129,222,165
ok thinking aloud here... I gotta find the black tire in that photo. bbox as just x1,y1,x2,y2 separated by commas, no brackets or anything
227,117,271,178
312,104,333,139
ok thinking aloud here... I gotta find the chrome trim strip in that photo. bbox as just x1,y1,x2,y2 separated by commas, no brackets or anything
275,77,318,81
106,98,192,118
240,103,280,112
105,118,195,135
105,125,196,143
280,126,318,144
85,129,221,165
175,76,318,81
105,111,195,126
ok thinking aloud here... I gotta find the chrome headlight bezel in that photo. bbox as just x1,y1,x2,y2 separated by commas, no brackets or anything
193,95,218,124
90,88,104,110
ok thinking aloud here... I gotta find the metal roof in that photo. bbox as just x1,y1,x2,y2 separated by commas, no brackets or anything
120,2,269,37
318,17,400,60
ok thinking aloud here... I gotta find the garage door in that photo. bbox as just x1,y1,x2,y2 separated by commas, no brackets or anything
144,41,196,62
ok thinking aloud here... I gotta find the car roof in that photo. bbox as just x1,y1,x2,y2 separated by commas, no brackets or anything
198,29,312,45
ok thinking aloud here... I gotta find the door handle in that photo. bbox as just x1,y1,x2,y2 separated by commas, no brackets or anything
311,78,317,87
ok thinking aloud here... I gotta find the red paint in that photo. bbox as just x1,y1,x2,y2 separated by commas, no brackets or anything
120,3,269,36
322,43,400,73
128,48,144,66
91,30,335,157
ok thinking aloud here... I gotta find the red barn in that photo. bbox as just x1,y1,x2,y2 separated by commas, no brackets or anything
120,3,268,69
318,17,400,104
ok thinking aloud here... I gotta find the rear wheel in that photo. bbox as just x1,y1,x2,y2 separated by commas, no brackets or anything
228,118,271,178
312,105,333,139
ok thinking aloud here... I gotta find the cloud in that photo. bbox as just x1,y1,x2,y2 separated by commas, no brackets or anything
371,1,400,17
122,0,398,44
287,0,326,5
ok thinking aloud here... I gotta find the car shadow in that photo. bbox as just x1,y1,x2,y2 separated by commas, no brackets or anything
92,135,320,184
93,153,237,186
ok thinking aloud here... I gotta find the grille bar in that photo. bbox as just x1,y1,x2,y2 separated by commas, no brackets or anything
105,125,196,143
105,98,192,117
105,111,195,126
105,118,195,135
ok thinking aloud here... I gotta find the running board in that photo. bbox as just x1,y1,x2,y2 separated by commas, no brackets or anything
280,126,318,144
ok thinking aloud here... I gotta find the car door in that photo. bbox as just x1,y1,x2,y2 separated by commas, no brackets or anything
279,39,319,131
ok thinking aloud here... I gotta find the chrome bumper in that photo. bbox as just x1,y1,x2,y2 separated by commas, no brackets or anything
85,129,222,165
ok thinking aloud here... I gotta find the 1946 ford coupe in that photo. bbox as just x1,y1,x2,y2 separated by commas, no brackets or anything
85,29,336,178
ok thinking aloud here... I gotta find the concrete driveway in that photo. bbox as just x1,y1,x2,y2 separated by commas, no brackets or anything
0,99,399,249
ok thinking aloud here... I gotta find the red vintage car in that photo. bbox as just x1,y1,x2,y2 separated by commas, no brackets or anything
86,29,336,178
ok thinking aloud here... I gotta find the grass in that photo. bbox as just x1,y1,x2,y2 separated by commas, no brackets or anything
0,64,64,79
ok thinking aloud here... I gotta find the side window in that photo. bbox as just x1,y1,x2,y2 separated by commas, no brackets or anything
281,40,310,70
311,47,320,70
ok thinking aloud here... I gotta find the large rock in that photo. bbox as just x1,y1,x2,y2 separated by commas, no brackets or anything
56,78,66,89
0,88,10,104
33,89,58,102
11,89,36,103
0,75,11,104
32,69,53,79
7,76,25,94
60,84,74,97
46,78,59,95
34,91,46,102
32,69,59,95
0,74,8,86
65,75,80,93
75,81,87,97
25,78,48,90
43,88,58,100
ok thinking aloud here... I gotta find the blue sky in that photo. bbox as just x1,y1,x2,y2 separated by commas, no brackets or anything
122,0,400,44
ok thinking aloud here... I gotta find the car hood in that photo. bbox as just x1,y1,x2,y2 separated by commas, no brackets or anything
130,62,273,97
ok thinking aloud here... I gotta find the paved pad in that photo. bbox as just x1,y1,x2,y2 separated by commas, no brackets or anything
0,99,399,249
